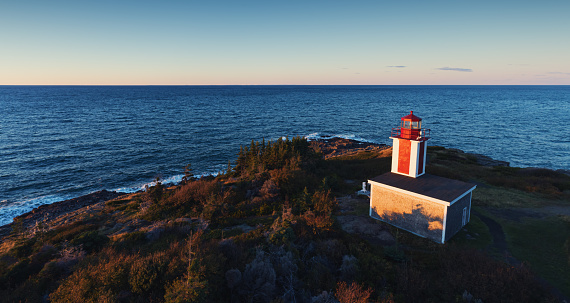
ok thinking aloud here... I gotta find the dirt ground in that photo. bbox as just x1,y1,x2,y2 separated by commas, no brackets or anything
336,195,396,245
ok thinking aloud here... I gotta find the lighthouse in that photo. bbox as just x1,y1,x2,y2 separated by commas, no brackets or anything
367,111,476,243
390,111,430,178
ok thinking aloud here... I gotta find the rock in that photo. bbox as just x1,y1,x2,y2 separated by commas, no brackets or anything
225,224,255,233
336,215,396,245
0,190,126,240
470,153,510,167
309,137,388,159
376,230,396,243
14,190,124,223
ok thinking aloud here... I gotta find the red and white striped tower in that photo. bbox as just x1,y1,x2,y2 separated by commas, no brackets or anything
390,111,431,178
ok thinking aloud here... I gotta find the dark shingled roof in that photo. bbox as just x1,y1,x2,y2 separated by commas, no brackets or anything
369,173,476,204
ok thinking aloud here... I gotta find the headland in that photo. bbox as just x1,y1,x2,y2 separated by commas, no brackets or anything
1,136,569,302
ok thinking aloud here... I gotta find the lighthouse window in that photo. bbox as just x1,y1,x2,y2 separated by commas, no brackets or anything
412,121,419,129
403,121,411,128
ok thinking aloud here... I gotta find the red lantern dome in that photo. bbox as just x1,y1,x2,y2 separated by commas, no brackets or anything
401,110,422,122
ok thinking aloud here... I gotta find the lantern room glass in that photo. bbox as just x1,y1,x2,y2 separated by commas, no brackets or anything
401,120,421,129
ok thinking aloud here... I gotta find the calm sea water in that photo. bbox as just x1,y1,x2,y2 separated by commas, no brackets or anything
1,85,569,226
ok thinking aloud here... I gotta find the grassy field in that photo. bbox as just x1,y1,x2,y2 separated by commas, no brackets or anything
502,215,570,296
448,208,493,249
424,146,570,298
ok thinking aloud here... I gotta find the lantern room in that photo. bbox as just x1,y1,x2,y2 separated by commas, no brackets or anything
401,111,421,140
392,111,430,141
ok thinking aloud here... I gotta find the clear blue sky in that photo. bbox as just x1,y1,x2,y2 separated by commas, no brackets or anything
1,0,569,85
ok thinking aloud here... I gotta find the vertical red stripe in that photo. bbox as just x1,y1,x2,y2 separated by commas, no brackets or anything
398,139,411,174
418,141,425,175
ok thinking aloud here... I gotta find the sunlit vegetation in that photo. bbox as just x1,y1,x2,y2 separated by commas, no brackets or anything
0,138,567,302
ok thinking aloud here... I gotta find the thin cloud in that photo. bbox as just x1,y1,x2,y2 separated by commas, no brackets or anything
547,72,570,76
437,67,473,72
387,66,407,68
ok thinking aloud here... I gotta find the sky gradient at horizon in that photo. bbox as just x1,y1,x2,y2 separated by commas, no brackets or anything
1,0,569,85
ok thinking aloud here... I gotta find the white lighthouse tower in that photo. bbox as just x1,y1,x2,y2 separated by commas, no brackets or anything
390,111,430,178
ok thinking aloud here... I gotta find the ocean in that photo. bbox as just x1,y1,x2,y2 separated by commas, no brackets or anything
1,85,569,226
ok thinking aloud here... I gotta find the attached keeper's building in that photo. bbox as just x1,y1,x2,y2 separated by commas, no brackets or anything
368,111,476,243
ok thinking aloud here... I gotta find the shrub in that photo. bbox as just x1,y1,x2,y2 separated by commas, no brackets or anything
47,222,97,244
240,250,276,303
49,249,139,302
268,217,295,245
304,253,336,293
70,230,109,253
234,137,319,180
312,190,337,216
169,179,221,208
225,268,242,289
303,211,334,235
49,267,97,302
129,257,160,294
340,255,358,282
335,281,373,303
164,276,208,303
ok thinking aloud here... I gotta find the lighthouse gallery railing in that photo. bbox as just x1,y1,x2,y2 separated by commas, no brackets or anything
391,128,431,140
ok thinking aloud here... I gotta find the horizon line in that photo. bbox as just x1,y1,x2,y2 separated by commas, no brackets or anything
2,84,569,86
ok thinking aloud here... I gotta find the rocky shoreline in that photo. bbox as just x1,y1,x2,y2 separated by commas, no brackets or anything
310,136,511,167
0,137,512,240
309,137,390,159
0,190,125,239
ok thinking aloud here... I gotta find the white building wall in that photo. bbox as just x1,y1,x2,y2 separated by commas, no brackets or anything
391,138,400,174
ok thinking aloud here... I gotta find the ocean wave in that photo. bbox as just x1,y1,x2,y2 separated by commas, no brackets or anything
113,174,185,194
0,194,75,226
304,133,380,144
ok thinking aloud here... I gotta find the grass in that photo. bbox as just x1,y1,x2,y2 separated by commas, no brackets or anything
501,215,570,297
473,186,546,208
448,210,492,249
318,151,392,182
488,167,570,196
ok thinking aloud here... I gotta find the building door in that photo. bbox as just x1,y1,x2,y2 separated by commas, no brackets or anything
462,207,468,226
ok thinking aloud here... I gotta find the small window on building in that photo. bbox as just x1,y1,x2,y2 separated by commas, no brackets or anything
412,121,419,129
404,121,411,128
